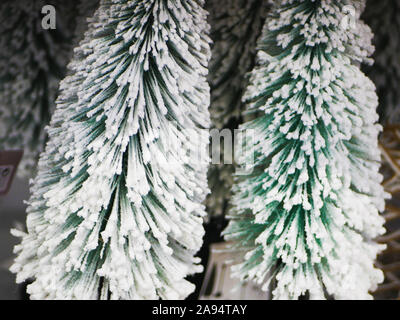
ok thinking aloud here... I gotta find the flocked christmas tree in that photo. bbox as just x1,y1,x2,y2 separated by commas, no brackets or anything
11,0,211,300
224,0,388,299
205,0,271,217
0,0,75,176
363,0,400,124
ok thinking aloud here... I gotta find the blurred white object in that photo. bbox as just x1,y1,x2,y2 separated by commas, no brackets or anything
199,242,268,300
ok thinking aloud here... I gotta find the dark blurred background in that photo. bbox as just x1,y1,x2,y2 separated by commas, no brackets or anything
0,176,29,299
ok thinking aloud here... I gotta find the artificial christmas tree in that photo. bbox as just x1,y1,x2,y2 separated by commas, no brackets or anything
224,0,388,299
11,0,211,300
205,0,271,218
363,0,400,124
0,0,76,177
